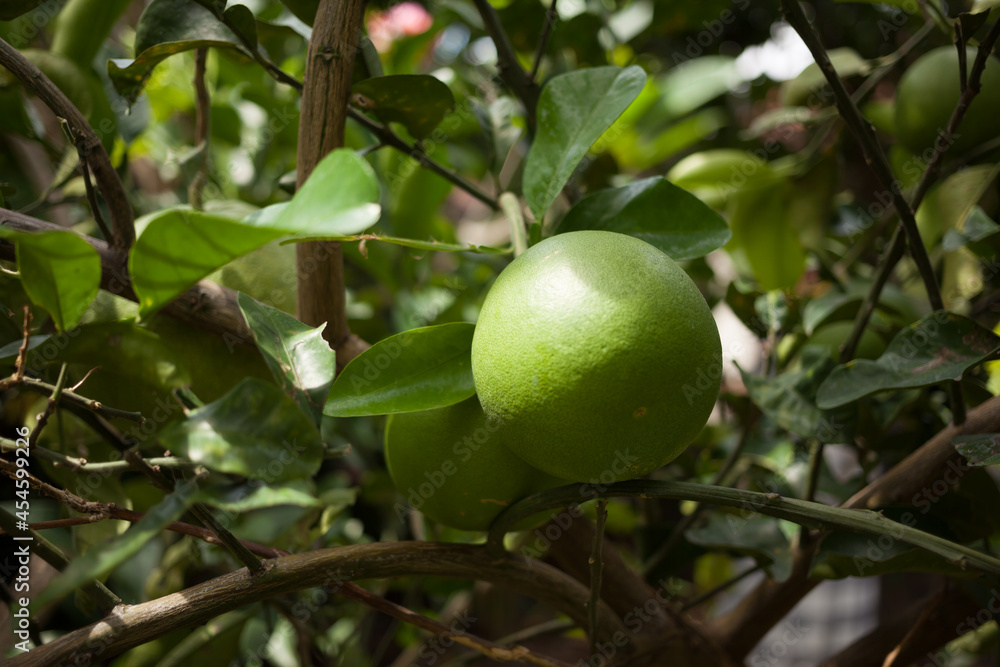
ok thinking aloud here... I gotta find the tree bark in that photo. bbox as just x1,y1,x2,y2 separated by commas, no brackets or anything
295,0,368,366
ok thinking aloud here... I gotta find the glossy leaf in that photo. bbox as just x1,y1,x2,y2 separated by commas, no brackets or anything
655,56,741,119
954,434,1000,467
32,478,199,609
223,4,257,49
781,48,870,106
556,177,730,260
524,66,647,221
0,229,100,332
816,312,1000,409
193,479,326,511
324,323,476,417
241,150,381,239
158,377,323,482
351,74,455,140
741,346,854,444
130,208,284,318
238,293,336,425
108,0,244,104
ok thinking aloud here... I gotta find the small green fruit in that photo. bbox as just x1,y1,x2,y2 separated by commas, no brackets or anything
895,46,1000,155
471,231,722,482
384,397,565,531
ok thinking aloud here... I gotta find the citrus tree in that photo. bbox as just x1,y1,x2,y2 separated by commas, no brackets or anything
4,0,1000,665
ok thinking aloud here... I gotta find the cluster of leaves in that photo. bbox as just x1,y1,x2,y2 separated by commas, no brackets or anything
5,0,1000,664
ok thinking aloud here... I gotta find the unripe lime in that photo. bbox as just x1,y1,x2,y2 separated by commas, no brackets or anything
895,46,1000,155
384,397,565,531
471,231,722,482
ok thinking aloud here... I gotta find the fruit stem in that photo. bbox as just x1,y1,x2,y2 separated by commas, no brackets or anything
500,192,529,256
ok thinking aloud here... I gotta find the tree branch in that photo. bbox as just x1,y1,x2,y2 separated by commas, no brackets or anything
0,37,133,251
6,543,626,666
710,393,1000,659
471,0,540,133
294,0,367,359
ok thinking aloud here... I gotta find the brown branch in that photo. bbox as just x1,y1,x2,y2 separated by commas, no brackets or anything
6,542,626,666
294,0,366,357
710,393,1000,660
0,37,133,251
189,48,211,210
0,375,145,423
471,0,540,133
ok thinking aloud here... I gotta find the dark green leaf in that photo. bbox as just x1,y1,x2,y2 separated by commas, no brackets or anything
324,323,476,417
0,229,100,332
955,434,1000,467
816,312,1000,409
729,184,806,291
241,150,381,239
741,346,854,443
686,513,792,582
524,65,647,221
158,378,323,482
351,74,455,140
556,177,730,260
130,208,284,318
223,4,257,49
810,529,972,579
108,0,245,104
32,478,199,609
238,293,336,425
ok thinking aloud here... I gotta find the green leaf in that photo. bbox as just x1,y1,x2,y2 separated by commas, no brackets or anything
741,346,855,443
781,48,870,106
524,65,647,221
241,150,381,239
655,56,741,119
158,378,323,482
954,434,1000,467
729,184,806,291
107,0,245,104
223,4,257,49
32,478,199,609
193,479,326,511
130,208,284,318
324,323,476,417
942,206,1000,251
810,529,972,580
238,293,336,425
0,229,100,332
555,177,730,260
816,312,1000,409
686,513,792,582
351,74,455,141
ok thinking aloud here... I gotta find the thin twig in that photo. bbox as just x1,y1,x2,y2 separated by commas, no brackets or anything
588,499,608,658
122,449,267,575
189,48,211,210
339,583,574,667
471,0,540,134
78,150,112,242
0,375,145,423
782,0,969,425
0,38,134,250
0,437,196,473
27,363,68,448
443,619,577,666
347,109,499,210
13,305,30,382
681,564,762,612
0,506,121,614
531,0,559,80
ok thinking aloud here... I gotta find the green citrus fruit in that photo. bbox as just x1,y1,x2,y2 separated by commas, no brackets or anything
895,46,1000,155
384,397,566,531
471,231,722,482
